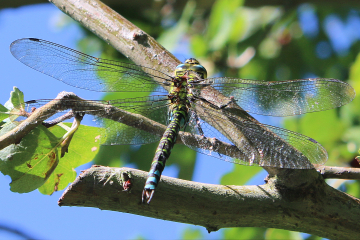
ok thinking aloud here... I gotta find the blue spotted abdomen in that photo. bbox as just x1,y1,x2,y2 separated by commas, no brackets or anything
142,105,187,203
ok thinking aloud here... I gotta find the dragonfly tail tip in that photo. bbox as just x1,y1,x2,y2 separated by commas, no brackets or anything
141,189,155,204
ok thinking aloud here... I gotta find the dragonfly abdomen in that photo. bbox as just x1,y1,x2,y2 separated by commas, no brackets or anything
142,105,187,203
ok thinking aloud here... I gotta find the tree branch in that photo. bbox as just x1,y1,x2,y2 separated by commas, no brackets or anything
49,0,180,77
316,165,360,179
35,0,324,175
0,92,246,161
59,165,360,239
2,91,360,180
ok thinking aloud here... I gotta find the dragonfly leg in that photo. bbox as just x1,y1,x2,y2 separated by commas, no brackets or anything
195,116,205,136
188,110,205,136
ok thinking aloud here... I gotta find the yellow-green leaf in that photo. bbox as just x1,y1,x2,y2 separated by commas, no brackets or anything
38,123,101,195
0,123,59,193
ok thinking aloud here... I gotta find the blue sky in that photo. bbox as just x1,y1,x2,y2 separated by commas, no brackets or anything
0,3,239,239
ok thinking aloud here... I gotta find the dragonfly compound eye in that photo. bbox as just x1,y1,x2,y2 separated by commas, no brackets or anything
189,65,207,79
175,59,208,79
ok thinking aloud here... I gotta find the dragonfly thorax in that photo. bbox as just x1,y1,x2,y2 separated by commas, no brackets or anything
168,59,207,110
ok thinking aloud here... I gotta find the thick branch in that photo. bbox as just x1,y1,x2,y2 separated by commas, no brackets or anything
46,0,320,172
59,165,360,239
49,0,180,77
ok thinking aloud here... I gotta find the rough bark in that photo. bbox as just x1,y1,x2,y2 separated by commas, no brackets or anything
49,0,180,77
59,165,360,239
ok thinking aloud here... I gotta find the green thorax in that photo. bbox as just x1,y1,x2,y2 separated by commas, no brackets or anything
169,58,208,109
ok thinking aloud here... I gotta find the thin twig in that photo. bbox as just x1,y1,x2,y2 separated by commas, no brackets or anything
0,92,245,160
316,165,360,179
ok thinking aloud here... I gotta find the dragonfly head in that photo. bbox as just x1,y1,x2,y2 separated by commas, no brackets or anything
175,58,207,79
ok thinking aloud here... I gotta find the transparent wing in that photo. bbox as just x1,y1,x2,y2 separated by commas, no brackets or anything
195,78,355,116
10,38,172,92
10,95,170,145
180,101,327,169
101,96,170,145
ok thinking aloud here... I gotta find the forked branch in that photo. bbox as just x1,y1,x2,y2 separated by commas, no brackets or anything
59,165,360,239
0,92,245,160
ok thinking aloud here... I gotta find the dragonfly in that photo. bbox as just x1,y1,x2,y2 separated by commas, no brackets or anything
9,38,355,203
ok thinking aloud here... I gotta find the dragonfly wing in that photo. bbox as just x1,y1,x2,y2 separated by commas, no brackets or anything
12,95,170,145
100,95,169,145
181,101,327,169
197,78,355,116
10,38,172,92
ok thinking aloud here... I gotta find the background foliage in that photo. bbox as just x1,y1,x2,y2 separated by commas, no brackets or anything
1,0,360,239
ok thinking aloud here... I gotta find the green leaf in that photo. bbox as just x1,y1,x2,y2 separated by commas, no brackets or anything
0,120,100,194
169,144,196,181
157,0,196,51
344,180,360,199
190,35,208,57
94,144,129,167
0,123,59,193
239,59,267,80
207,0,244,50
284,110,344,148
349,52,360,93
305,234,323,240
223,227,266,239
38,123,100,195
343,126,360,144
221,164,262,185
128,142,197,181
265,229,303,240
0,104,9,122
5,87,25,110
181,227,203,240
228,9,247,43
